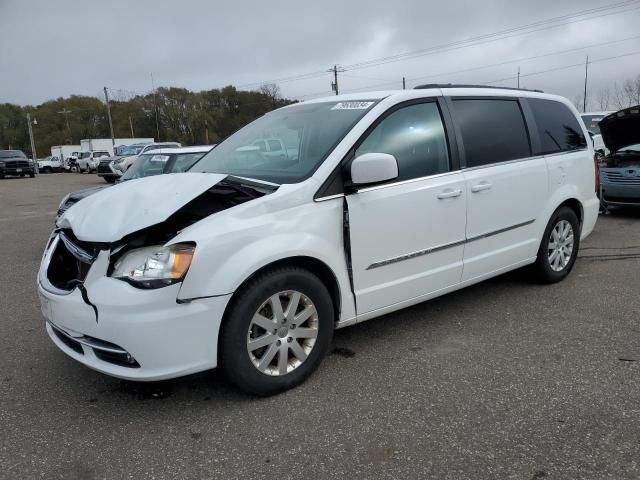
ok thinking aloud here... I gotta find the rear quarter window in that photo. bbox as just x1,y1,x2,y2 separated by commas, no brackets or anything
452,99,531,167
528,99,587,154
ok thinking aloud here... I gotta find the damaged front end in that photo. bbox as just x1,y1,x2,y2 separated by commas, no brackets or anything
43,176,276,296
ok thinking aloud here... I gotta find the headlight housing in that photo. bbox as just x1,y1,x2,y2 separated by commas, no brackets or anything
0,161,5,167
111,243,195,289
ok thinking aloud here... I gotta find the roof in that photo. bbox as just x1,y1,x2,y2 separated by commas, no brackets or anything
414,83,543,93
138,145,215,155
300,87,571,105
581,111,616,117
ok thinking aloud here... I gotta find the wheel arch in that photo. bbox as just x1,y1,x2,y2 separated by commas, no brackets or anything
556,197,584,228
222,256,342,326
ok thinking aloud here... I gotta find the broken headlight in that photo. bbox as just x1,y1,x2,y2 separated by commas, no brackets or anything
111,243,195,288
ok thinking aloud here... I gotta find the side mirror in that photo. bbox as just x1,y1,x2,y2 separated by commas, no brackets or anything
350,152,398,186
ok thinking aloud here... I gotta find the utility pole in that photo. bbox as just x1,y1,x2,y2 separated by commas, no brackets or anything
328,65,344,95
103,87,115,149
583,56,589,113
26,113,37,162
57,108,72,140
403,77,406,90
517,67,520,89
204,118,209,144
129,115,135,137
151,72,161,141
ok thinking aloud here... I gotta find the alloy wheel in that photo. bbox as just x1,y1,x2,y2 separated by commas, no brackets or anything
547,219,574,272
247,290,319,376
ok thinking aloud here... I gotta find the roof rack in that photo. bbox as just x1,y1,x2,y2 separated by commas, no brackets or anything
414,83,543,93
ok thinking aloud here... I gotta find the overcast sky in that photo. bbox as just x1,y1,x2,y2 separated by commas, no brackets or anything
2,0,640,108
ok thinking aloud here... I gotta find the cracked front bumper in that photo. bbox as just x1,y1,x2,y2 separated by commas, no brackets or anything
38,240,231,381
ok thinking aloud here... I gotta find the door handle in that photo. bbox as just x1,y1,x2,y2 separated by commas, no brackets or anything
471,182,492,193
437,188,462,199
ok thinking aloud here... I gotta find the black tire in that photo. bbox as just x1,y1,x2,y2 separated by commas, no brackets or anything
534,206,580,283
219,266,334,396
104,177,116,184
29,172,35,178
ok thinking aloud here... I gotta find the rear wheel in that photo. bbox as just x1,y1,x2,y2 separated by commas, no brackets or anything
534,207,580,283
219,267,334,396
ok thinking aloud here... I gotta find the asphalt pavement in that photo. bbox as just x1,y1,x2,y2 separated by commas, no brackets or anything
1,173,639,479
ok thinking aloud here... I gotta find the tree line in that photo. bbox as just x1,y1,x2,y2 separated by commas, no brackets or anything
0,84,293,158
573,73,640,112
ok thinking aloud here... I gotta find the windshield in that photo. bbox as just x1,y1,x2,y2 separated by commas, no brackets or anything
0,150,26,159
118,145,145,156
120,153,170,181
80,152,90,159
581,115,604,135
192,100,377,183
171,152,208,172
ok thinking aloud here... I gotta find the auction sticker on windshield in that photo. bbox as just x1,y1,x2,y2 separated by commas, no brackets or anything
331,101,375,110
150,155,170,163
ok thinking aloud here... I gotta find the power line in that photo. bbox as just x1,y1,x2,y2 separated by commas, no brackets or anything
342,1,640,71
483,49,640,85
238,0,640,89
333,34,640,95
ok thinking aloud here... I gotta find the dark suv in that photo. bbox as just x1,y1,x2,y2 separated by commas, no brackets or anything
0,150,36,178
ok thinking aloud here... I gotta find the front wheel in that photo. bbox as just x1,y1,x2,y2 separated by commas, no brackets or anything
219,267,334,396
534,207,580,283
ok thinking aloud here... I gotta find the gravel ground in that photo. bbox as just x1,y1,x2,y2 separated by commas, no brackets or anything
1,173,639,480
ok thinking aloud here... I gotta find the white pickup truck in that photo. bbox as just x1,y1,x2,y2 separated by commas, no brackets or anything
37,156,63,173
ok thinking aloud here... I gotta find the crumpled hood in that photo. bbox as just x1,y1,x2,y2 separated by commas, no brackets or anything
57,172,227,242
600,105,640,153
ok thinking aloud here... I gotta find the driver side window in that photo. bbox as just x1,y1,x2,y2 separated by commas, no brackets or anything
355,102,450,182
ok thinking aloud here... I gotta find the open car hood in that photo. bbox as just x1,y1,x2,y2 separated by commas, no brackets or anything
599,105,640,153
57,172,227,242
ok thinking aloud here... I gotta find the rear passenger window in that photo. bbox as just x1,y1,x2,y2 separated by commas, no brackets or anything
528,98,587,154
452,99,530,167
355,102,450,182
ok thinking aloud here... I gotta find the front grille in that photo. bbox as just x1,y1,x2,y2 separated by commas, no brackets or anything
46,231,99,291
5,160,29,169
97,160,113,174
601,169,640,185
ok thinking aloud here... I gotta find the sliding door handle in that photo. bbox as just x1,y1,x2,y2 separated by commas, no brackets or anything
471,182,492,193
437,188,462,199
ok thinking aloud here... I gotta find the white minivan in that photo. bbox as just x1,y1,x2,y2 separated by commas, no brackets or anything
39,86,599,395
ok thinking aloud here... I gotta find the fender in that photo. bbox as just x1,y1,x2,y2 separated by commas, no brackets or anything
175,197,357,323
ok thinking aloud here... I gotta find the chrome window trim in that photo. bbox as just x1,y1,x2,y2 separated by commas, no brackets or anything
355,170,461,194
461,154,545,172
366,218,536,270
314,193,345,202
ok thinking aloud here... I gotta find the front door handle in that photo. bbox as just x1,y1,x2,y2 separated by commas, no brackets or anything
471,182,492,193
437,188,462,199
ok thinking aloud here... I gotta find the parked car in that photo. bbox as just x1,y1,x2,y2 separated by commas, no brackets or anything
581,111,615,157
0,150,36,178
97,142,181,183
598,105,640,210
39,86,598,395
77,150,110,173
56,146,214,217
37,156,63,173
